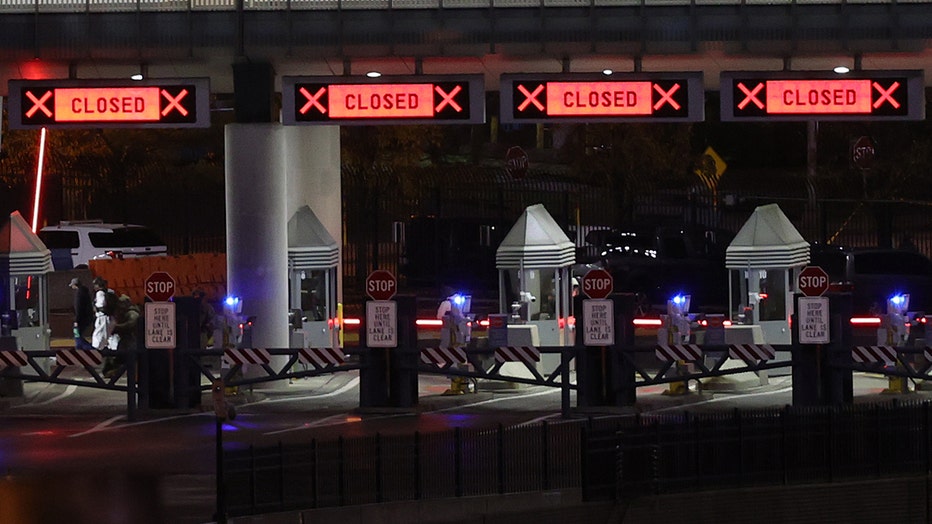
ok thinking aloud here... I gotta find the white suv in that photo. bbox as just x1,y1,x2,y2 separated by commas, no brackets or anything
38,221,168,270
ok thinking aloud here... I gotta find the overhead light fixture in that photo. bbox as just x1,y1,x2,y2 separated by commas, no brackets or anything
602,69,613,76
131,63,148,81
366,71,381,78
833,65,851,74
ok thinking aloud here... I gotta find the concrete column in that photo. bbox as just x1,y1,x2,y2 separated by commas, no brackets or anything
225,123,289,352
281,126,343,299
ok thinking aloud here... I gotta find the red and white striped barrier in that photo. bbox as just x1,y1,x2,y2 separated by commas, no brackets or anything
223,348,271,366
495,346,540,365
299,347,345,368
0,350,28,368
729,344,775,362
55,349,103,367
655,344,702,362
852,345,897,365
420,347,467,368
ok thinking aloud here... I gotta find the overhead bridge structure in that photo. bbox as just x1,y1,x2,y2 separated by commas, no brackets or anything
1,0,932,92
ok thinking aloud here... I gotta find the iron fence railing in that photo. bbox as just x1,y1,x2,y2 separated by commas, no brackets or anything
220,402,932,518
32,162,932,292
223,419,583,516
615,402,932,497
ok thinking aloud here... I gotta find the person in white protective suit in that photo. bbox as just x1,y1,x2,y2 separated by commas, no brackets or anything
437,292,468,348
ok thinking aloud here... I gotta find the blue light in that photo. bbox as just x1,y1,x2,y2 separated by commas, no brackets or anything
891,294,906,306
225,296,239,307
452,294,465,306
672,294,686,306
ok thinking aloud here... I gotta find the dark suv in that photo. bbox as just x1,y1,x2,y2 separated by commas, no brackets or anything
591,224,735,313
809,245,932,314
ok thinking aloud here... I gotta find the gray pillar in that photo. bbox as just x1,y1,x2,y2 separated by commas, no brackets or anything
282,126,343,300
225,123,289,352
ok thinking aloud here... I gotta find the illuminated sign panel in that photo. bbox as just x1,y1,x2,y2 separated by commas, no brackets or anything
721,71,924,121
282,75,485,125
54,87,163,122
8,78,210,129
500,73,704,123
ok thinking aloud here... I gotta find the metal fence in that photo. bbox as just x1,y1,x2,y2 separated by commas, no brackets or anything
219,401,932,518
616,401,932,497
223,419,583,516
28,162,932,294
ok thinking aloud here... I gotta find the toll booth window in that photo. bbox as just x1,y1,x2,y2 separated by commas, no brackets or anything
758,270,786,321
299,271,327,321
37,230,79,249
89,227,164,248
537,268,557,320
730,271,750,323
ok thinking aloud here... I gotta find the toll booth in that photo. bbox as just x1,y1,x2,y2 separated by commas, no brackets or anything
726,203,810,347
287,205,340,350
496,204,575,373
0,211,54,396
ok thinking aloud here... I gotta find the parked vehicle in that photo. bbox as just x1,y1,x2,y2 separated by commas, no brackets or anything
590,224,735,313
38,221,168,270
809,244,932,314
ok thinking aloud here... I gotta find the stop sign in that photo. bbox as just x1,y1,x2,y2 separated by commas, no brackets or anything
366,270,397,301
505,146,529,179
581,269,613,299
145,271,176,302
798,265,830,297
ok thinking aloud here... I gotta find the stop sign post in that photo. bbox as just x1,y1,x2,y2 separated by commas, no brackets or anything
145,271,176,302
365,270,398,348
581,269,615,346
581,269,613,299
366,270,397,301
798,266,829,297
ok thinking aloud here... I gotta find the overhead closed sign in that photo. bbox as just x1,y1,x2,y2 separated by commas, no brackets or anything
8,78,211,129
720,70,924,121
282,75,485,125
500,72,704,123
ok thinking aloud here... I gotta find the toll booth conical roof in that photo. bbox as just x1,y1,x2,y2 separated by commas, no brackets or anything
287,205,339,270
726,203,810,269
496,203,575,269
0,211,53,275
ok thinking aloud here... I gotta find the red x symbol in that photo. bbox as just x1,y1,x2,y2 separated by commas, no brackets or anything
299,87,327,114
737,82,765,110
25,90,53,118
872,81,901,109
161,89,189,117
435,85,463,113
652,83,681,111
517,84,545,112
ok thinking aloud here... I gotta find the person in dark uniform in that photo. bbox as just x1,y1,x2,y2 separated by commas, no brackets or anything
104,295,140,377
69,277,94,349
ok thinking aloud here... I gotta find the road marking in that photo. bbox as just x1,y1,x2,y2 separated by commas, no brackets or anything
644,385,793,414
261,384,565,435
242,377,361,407
263,412,407,436
14,384,79,407
69,415,124,438
517,413,561,426
424,386,560,414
